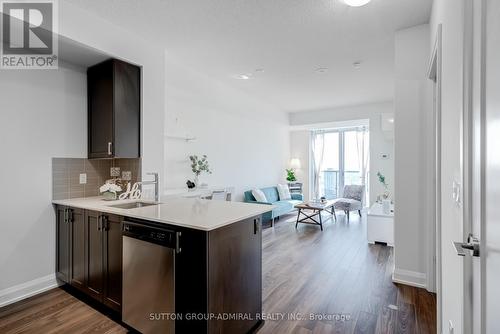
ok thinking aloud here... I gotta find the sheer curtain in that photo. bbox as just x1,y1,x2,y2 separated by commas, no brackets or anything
355,127,369,204
312,131,325,199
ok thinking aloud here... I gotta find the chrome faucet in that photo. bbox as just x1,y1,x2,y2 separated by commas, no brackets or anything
141,172,159,202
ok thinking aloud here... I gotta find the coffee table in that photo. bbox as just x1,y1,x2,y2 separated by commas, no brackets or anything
295,200,337,231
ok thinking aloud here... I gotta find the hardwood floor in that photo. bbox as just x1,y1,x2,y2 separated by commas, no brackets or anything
0,211,436,334
0,288,126,333
259,212,436,334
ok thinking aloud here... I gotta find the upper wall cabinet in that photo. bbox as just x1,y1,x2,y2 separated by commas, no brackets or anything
88,59,141,159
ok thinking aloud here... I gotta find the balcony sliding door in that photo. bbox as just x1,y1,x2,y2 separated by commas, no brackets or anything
312,127,369,202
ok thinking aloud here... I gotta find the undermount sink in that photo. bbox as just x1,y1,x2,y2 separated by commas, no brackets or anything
107,201,159,209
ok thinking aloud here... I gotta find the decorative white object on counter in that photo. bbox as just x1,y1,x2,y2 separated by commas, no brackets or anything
367,202,394,246
100,183,122,201
119,182,142,200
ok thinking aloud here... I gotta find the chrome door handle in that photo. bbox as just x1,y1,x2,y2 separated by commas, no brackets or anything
107,142,112,156
453,234,480,257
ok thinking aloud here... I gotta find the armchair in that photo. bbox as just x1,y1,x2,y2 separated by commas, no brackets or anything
333,185,365,222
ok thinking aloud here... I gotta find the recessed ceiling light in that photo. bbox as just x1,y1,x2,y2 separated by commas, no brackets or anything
388,118,395,123
343,0,371,7
316,67,328,73
236,74,251,80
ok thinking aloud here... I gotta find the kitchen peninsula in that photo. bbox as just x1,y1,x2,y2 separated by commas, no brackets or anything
52,196,273,334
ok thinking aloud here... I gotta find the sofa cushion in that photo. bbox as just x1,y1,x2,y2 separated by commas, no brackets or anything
251,188,267,202
334,198,362,211
277,184,291,200
261,187,280,203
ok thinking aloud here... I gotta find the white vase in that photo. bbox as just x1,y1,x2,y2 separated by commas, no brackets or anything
382,199,391,214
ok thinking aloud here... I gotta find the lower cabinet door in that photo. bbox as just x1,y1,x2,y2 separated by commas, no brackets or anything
102,213,123,312
55,205,70,283
70,208,86,291
85,210,104,301
208,216,262,334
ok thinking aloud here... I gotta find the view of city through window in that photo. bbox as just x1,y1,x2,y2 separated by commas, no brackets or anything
312,128,369,202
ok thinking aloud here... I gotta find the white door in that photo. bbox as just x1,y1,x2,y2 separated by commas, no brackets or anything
483,0,500,332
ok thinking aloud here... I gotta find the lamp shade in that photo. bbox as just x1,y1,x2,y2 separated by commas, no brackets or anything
290,158,301,169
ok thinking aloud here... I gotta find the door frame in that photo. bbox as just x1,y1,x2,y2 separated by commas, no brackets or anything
463,0,486,332
427,23,442,330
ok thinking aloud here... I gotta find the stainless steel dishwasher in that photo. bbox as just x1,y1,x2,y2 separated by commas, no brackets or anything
122,221,180,334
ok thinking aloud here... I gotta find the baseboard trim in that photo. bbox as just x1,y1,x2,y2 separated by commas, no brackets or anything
0,274,60,308
392,268,427,289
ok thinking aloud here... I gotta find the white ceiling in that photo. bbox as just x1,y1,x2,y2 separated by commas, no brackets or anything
66,0,432,112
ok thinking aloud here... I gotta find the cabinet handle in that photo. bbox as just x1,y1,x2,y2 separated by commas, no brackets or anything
254,218,260,234
68,209,73,223
176,232,182,254
103,216,109,231
97,216,102,231
64,209,68,223
107,142,112,156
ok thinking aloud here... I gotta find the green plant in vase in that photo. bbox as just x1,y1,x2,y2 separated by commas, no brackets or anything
189,154,212,188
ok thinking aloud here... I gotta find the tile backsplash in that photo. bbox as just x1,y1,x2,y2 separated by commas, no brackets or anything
52,158,141,200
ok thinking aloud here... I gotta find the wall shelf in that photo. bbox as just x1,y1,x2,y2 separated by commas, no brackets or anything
165,134,197,142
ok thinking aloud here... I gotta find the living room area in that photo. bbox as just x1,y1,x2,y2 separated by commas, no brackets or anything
160,0,435,331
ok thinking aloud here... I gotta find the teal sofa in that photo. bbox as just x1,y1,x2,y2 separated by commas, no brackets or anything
244,186,303,226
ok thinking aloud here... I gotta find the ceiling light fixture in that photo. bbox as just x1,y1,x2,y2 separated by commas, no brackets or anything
388,118,395,123
343,0,371,7
236,74,251,80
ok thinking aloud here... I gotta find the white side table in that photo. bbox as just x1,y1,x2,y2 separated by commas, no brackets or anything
367,202,394,246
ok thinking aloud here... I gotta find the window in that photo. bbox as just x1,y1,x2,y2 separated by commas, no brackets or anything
311,127,369,203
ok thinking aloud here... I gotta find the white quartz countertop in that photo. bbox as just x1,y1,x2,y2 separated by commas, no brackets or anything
52,196,274,231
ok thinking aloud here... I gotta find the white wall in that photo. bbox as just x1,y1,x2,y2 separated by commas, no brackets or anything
0,62,87,298
0,0,166,305
59,0,165,184
164,55,290,201
430,1,465,333
289,101,395,205
393,24,433,289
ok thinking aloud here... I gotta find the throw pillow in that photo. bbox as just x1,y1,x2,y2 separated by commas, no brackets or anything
252,188,268,202
277,184,291,200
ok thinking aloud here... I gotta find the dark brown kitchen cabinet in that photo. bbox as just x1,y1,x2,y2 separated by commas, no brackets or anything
85,210,105,301
55,206,123,313
173,215,263,333
55,205,70,283
87,59,141,159
69,208,85,291
208,217,262,334
102,213,123,312
84,210,123,311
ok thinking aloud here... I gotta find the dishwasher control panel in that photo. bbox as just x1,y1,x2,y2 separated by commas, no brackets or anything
123,221,177,248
